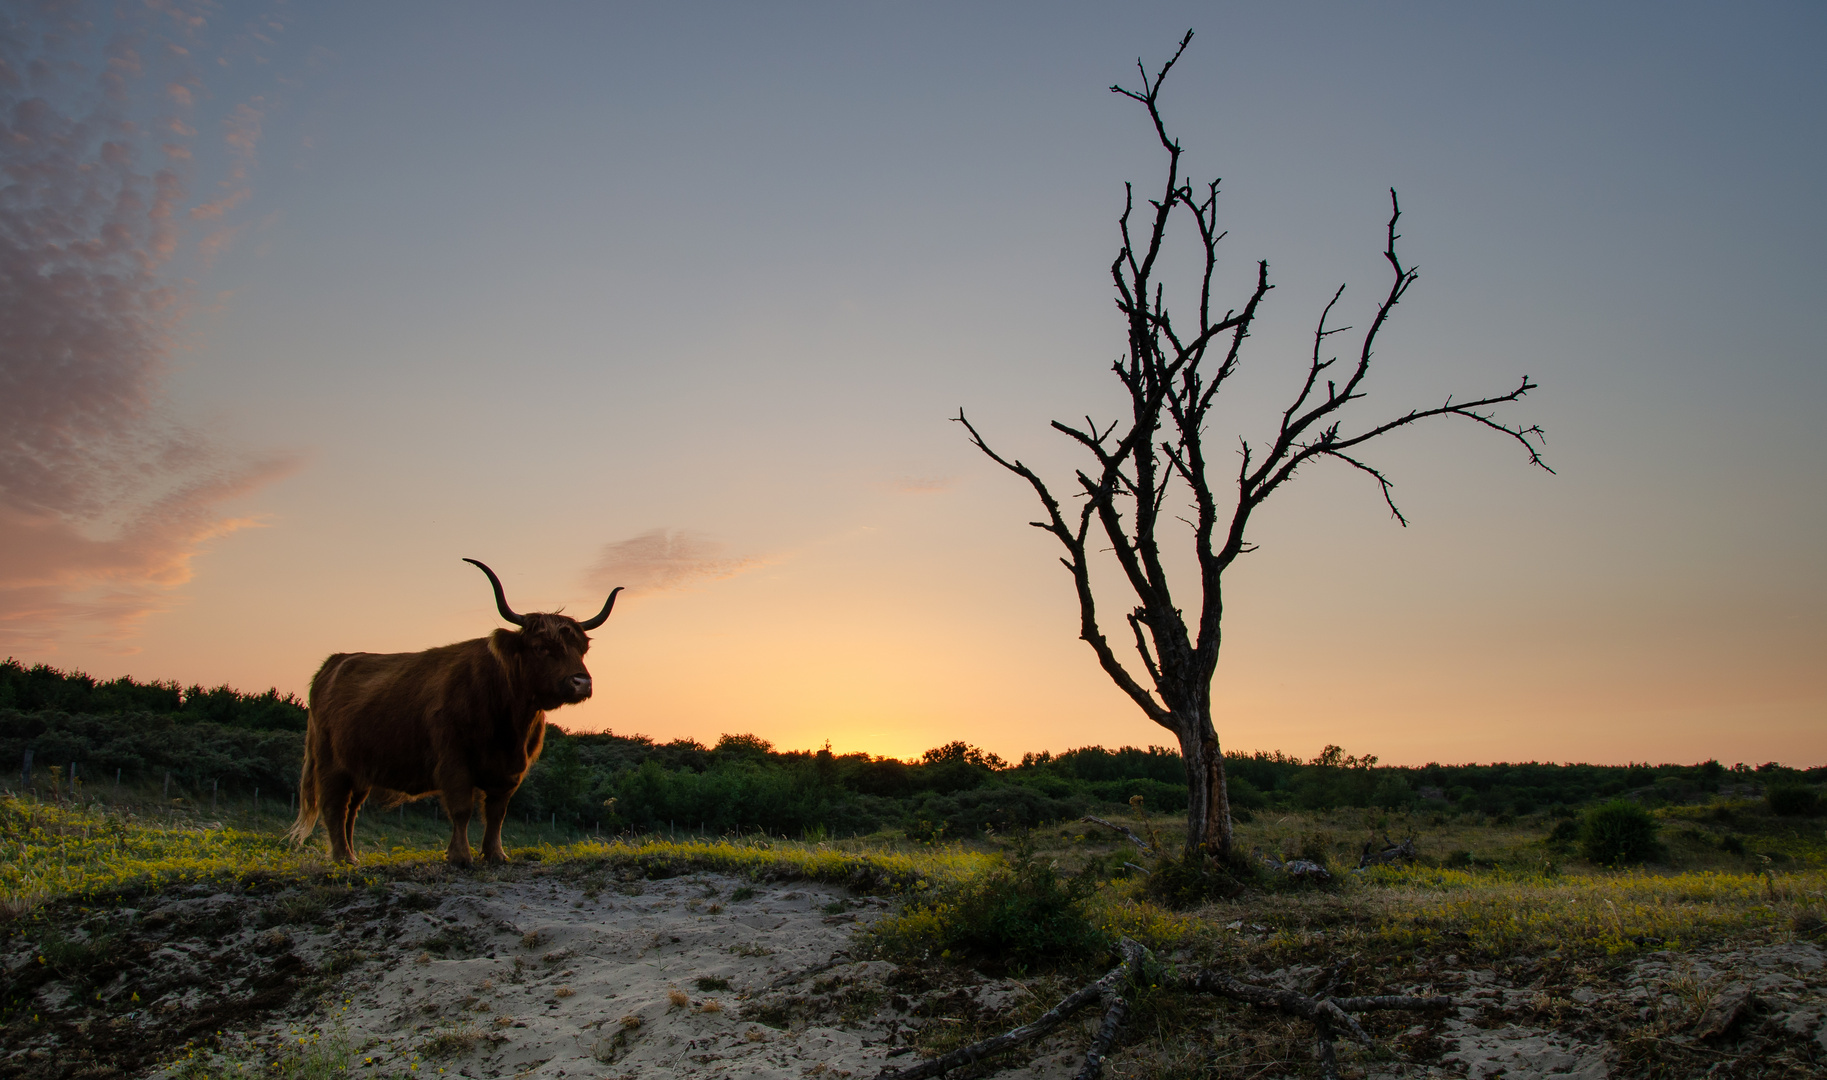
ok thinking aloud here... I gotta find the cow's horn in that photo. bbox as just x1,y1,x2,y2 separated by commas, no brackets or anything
577,587,623,631
463,558,526,626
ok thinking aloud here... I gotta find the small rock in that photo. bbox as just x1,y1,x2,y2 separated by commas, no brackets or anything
1570,988,1598,1005
1692,983,1756,1040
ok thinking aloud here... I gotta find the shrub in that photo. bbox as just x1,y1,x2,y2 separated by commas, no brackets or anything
1579,800,1661,865
1145,851,1252,909
1371,774,1415,810
1766,784,1820,817
1227,776,1269,810
869,839,1106,969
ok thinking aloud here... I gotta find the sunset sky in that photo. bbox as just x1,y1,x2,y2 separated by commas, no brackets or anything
3,1,1822,767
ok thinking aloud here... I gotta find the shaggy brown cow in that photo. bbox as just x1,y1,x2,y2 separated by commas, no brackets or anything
288,559,622,865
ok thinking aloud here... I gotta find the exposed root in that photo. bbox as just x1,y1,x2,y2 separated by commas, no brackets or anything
878,938,1451,1080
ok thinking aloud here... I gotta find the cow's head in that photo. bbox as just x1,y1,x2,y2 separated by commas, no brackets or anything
465,558,622,710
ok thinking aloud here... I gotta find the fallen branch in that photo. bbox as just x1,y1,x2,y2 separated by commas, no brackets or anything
874,939,1147,1080
1080,815,1157,855
1075,971,1133,1080
1356,833,1418,869
1183,969,1450,1080
878,939,1451,1080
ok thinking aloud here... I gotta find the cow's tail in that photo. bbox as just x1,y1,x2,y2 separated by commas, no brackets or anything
287,715,322,847
287,742,319,846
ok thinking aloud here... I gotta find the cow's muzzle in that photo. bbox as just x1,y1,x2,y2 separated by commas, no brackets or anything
568,674,593,699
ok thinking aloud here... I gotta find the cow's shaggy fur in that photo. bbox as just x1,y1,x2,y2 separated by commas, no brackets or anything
289,566,617,865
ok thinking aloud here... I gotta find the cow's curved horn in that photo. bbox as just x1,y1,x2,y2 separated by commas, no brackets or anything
577,587,623,631
463,558,526,626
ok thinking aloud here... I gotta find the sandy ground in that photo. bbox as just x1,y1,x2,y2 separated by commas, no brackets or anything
186,872,954,1080
5,867,1823,1080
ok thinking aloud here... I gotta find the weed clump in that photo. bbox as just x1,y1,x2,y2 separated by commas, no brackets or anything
1579,800,1661,865
1145,850,1252,909
867,837,1106,969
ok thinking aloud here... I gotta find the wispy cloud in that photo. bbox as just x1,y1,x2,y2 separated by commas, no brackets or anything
879,473,957,495
0,2,293,650
585,529,768,596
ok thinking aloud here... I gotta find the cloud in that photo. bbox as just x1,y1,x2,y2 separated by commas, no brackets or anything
0,2,292,650
879,474,957,495
585,530,768,596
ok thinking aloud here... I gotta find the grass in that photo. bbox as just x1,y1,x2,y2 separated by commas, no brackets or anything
6,786,1824,1080
0,790,997,914
7,787,1822,965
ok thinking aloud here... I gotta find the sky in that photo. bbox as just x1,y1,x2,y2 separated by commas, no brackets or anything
2,1,1822,767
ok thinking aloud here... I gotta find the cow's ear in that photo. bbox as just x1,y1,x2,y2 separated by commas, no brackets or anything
488,627,523,665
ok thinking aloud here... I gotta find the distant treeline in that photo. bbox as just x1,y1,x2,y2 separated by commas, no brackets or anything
508,731,1821,839
0,659,306,731
3,659,1821,838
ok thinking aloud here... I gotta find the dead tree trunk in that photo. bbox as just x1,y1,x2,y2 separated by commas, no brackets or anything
961,30,1547,863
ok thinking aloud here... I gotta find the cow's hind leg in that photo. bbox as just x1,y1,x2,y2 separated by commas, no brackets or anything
441,786,477,867
343,786,369,860
321,772,361,864
480,786,516,863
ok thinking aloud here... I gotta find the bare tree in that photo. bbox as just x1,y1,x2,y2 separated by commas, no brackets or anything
959,31,1549,864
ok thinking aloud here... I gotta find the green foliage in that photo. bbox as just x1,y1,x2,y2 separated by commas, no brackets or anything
1,708,304,794
1579,799,1662,865
8,657,1822,843
869,838,1107,969
0,658,305,730
1766,784,1820,817
1371,774,1415,809
1226,776,1268,810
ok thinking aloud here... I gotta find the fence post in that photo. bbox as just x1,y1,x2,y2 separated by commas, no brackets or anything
20,748,31,787
115,767,121,791
164,771,170,799
212,778,218,813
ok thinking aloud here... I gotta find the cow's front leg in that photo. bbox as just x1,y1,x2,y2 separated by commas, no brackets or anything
480,786,516,863
441,785,477,867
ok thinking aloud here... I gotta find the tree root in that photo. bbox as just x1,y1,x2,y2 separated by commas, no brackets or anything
875,938,1450,1080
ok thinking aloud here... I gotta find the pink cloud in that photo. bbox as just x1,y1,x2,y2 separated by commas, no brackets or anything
586,530,768,596
0,1,291,651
